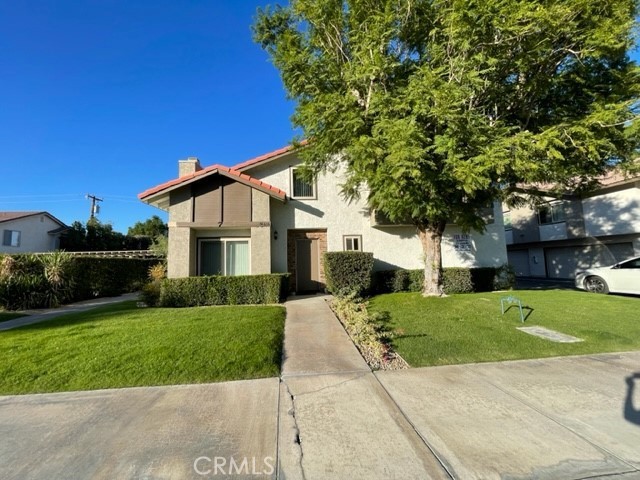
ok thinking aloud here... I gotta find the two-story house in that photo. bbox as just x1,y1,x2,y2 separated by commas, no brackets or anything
139,144,508,292
0,211,68,254
504,171,640,279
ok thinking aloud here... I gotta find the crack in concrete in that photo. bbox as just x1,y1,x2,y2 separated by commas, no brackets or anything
285,371,369,398
280,378,307,480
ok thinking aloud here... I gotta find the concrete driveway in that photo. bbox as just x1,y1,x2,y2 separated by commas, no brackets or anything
1,296,639,479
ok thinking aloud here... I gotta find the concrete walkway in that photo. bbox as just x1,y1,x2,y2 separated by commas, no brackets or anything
1,294,640,479
0,293,139,331
279,295,450,479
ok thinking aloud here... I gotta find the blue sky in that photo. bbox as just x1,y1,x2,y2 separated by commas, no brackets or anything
0,1,296,231
1,3,638,232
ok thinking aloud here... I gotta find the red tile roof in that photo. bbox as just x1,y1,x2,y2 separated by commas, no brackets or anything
231,139,308,171
138,164,286,201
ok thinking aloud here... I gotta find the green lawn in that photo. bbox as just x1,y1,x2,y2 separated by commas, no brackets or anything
0,301,285,395
0,312,26,324
369,290,640,367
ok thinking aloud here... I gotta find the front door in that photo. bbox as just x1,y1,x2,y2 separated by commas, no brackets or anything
296,238,320,292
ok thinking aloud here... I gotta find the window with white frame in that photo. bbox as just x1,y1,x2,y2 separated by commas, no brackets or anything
290,167,316,199
503,211,512,230
2,230,21,247
343,235,362,251
537,202,566,225
199,238,250,276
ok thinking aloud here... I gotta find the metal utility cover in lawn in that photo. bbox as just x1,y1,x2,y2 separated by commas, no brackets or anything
517,326,583,343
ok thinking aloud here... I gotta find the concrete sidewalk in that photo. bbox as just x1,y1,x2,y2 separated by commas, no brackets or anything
0,293,138,331
377,353,640,479
1,294,640,479
0,380,279,480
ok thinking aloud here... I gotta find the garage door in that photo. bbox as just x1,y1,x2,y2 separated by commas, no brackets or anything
508,250,530,276
545,243,634,279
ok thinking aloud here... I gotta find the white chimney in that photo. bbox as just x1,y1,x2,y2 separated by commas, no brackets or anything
178,157,202,177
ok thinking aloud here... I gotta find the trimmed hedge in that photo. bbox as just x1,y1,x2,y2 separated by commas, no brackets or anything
0,254,159,310
323,251,374,297
159,274,289,307
373,265,515,295
69,257,158,300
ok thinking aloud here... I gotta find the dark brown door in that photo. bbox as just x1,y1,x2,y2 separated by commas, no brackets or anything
296,239,320,292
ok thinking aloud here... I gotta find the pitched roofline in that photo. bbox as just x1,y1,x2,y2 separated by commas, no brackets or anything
0,211,68,228
138,164,286,202
512,168,640,198
231,139,308,172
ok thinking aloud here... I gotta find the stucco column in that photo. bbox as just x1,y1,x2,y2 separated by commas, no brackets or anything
251,191,272,274
168,226,194,278
251,226,272,274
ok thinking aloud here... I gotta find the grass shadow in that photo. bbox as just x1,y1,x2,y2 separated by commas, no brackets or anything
3,301,139,333
502,304,534,322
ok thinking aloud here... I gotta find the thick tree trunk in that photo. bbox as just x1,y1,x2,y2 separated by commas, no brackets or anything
417,220,447,297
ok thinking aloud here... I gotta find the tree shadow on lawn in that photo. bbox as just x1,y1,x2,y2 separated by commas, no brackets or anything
4,301,140,333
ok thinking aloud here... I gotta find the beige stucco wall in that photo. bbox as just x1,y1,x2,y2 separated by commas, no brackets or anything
250,191,272,274
167,226,194,278
167,188,195,278
0,215,63,254
582,187,640,237
249,156,508,273
168,188,192,223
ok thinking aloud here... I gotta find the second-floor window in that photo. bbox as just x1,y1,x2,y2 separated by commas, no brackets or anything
503,211,512,230
291,168,316,199
2,230,20,247
538,202,566,225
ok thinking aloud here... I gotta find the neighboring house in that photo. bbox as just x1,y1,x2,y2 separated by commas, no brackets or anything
139,146,508,292
504,171,640,279
0,211,68,254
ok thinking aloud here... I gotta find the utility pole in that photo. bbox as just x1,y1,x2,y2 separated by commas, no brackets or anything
86,194,103,219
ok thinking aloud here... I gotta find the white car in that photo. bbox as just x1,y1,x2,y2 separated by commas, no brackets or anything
575,256,640,295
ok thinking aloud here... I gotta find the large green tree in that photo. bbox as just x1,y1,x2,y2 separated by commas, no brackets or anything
254,0,639,295
127,215,167,238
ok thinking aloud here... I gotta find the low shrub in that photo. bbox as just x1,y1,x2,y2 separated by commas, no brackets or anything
373,265,513,295
139,282,161,307
69,257,158,300
331,294,407,370
493,264,516,290
323,251,374,297
469,267,498,292
442,268,474,294
159,274,289,307
0,254,159,310
0,274,49,310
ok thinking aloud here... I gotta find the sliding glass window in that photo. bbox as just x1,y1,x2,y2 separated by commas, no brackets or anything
199,238,250,276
